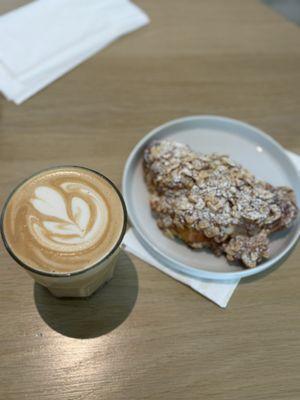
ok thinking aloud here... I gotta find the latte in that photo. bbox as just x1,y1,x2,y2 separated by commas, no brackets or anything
1,167,126,274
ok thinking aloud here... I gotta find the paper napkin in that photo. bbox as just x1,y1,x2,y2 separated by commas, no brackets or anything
0,0,149,104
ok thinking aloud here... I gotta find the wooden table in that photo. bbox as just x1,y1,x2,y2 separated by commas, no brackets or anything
0,1,299,399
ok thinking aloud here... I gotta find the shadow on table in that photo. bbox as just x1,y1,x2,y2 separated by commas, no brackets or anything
34,251,138,339
240,261,282,284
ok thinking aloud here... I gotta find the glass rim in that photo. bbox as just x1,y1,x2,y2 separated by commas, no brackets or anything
0,165,127,278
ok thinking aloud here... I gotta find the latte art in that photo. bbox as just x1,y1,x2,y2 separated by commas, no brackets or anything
29,183,108,252
2,167,125,274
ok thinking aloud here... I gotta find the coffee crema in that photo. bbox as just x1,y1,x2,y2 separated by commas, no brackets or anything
2,167,125,274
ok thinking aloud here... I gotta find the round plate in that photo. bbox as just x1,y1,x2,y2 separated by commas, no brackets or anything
122,116,300,280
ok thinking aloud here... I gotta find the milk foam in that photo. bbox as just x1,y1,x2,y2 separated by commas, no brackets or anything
28,183,108,253
2,167,125,273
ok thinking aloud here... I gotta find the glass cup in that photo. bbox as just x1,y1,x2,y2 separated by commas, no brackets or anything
0,167,127,298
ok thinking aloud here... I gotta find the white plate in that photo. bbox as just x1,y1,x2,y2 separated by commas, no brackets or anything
122,116,300,280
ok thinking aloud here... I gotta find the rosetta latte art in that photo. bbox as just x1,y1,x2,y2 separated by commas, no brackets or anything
28,182,108,253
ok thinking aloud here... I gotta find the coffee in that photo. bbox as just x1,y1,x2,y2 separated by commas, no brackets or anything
2,167,126,274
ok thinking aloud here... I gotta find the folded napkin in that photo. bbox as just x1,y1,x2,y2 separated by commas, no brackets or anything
0,0,149,104
122,151,300,308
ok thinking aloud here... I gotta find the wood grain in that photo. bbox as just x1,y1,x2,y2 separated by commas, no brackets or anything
0,1,299,399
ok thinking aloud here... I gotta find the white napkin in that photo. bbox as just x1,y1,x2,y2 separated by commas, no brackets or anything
0,0,149,104
122,151,300,308
122,228,239,307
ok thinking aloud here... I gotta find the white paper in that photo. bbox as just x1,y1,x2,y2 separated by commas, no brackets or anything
122,228,239,308
0,0,149,103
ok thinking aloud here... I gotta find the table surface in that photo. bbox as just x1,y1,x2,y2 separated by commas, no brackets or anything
0,1,300,399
